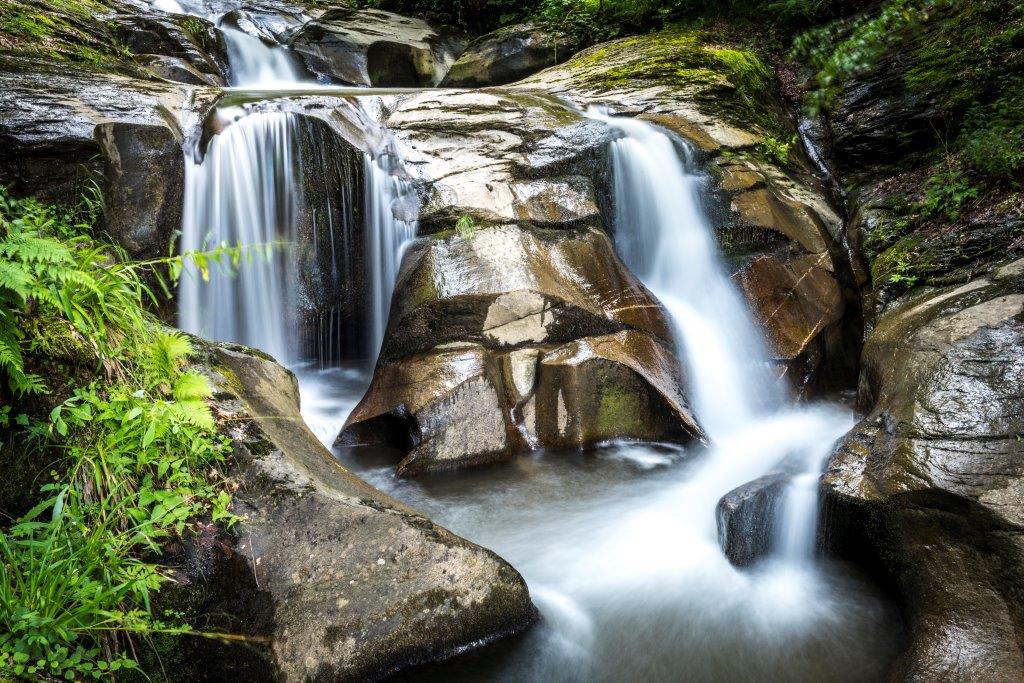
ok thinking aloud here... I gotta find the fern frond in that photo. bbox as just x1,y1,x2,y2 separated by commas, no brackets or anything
172,371,212,403
166,400,215,430
0,260,32,302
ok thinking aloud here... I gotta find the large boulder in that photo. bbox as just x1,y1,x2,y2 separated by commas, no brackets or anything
440,22,573,87
821,259,1024,681
288,9,464,86
339,224,702,474
378,224,673,363
170,341,537,681
340,331,701,475
0,57,200,203
95,121,184,259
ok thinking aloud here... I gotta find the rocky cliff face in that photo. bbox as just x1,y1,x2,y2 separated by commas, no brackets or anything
815,9,1024,677
340,29,855,474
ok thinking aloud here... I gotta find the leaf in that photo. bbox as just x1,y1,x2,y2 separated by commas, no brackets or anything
142,420,156,448
51,488,66,523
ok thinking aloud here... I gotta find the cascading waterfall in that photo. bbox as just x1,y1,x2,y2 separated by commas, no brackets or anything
364,151,418,360
148,0,309,88
179,110,299,364
589,107,851,562
220,24,307,88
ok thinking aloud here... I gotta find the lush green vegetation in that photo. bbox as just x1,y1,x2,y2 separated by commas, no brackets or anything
0,0,134,69
353,0,872,43
792,0,1024,295
0,187,236,681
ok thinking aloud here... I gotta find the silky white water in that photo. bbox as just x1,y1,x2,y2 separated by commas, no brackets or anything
364,152,418,360
221,24,308,88
591,108,852,563
179,110,299,363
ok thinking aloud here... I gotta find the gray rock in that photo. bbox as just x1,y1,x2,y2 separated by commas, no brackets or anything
0,57,203,203
440,23,573,87
137,54,224,86
716,473,789,567
110,13,228,83
95,121,184,260
288,9,464,86
177,341,538,681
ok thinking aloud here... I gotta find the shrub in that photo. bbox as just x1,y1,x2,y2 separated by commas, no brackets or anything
1,187,236,680
920,168,978,221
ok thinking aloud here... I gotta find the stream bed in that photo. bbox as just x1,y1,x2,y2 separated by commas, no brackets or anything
300,372,904,683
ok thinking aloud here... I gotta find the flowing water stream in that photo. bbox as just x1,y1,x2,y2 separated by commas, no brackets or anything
173,15,902,680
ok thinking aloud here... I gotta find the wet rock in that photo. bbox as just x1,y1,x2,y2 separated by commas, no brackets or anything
717,473,789,567
288,9,464,86
0,57,201,203
341,223,702,474
385,89,610,230
177,341,537,681
821,268,1024,681
531,330,701,450
379,224,673,363
733,252,846,389
138,54,223,86
440,23,573,87
340,330,702,475
110,13,227,84
95,121,184,260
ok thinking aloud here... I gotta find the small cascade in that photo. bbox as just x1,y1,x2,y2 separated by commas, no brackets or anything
179,110,299,363
149,0,310,88
590,107,850,562
593,110,782,438
364,150,418,360
220,23,308,88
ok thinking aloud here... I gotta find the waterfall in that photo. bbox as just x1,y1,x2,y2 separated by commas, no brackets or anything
364,152,418,360
146,0,309,88
590,108,851,563
179,111,299,363
220,24,308,88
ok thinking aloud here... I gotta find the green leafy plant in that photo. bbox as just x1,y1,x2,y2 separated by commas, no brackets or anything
1,187,239,680
0,492,171,681
455,214,477,239
179,16,211,52
754,135,795,165
920,168,978,221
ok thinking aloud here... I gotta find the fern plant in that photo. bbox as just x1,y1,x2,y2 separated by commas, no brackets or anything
1,187,238,680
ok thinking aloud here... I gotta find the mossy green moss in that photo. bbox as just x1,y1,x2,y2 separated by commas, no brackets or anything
570,29,787,136
595,376,648,436
0,0,136,71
